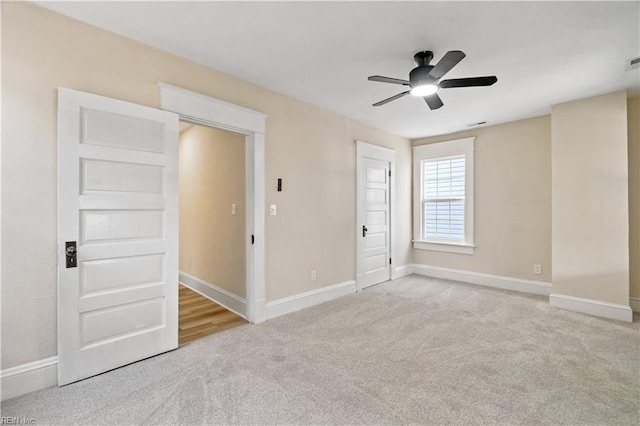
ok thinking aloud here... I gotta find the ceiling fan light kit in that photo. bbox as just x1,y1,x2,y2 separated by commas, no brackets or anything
368,50,498,110
410,84,438,97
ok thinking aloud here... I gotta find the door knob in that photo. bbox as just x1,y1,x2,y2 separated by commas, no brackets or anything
65,241,77,268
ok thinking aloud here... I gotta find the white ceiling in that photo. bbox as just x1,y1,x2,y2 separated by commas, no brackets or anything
38,1,640,139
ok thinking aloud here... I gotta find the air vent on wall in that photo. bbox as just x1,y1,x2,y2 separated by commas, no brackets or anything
626,57,640,71
466,121,487,127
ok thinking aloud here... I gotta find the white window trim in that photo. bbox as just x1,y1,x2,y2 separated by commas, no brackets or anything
412,137,475,254
412,241,475,254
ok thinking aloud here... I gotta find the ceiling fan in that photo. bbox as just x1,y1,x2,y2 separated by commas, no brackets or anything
368,50,497,110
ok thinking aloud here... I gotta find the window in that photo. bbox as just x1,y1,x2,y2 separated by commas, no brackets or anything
423,156,466,241
413,137,474,254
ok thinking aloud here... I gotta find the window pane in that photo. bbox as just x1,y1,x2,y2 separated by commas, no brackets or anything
422,156,466,242
423,196,465,241
424,156,466,200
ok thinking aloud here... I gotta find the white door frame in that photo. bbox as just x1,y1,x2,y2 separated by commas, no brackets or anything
355,140,395,292
159,83,267,324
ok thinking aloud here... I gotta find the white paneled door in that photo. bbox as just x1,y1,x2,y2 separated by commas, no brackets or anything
57,89,179,385
356,141,394,290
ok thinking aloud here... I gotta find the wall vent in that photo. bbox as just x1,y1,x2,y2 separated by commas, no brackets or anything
626,57,640,71
466,121,487,127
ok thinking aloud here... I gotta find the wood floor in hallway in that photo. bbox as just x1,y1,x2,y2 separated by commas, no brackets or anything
178,284,247,345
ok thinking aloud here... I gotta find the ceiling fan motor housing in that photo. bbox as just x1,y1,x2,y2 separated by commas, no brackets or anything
410,66,436,88
411,51,437,88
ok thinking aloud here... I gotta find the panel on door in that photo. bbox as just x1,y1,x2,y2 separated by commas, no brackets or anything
58,88,179,385
358,157,391,289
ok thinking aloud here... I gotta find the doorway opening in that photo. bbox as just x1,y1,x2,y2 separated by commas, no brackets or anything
177,122,248,345
159,82,267,325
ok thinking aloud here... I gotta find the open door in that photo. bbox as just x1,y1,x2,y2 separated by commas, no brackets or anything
57,88,179,385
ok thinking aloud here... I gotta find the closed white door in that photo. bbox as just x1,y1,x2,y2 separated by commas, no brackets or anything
57,88,179,385
357,157,392,290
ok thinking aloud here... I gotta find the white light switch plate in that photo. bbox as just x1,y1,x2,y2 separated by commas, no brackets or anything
270,204,277,216
231,204,236,215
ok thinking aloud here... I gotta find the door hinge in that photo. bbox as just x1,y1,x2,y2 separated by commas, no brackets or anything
389,258,392,265
251,234,255,245
388,170,391,177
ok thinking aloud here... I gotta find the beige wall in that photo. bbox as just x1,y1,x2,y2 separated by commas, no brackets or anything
1,3,412,369
551,91,629,305
179,125,246,298
412,116,552,282
628,96,639,299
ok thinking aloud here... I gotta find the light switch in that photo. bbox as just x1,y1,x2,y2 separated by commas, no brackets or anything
231,204,237,215
270,204,277,216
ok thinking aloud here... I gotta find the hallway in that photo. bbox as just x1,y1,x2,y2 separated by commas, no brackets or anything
178,285,247,345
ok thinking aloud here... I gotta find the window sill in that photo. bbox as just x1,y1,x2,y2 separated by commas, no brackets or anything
413,240,475,255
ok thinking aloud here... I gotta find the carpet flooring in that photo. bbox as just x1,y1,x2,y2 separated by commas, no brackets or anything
2,275,639,425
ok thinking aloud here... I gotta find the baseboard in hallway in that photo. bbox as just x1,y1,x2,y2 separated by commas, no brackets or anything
178,285,247,345
179,271,246,319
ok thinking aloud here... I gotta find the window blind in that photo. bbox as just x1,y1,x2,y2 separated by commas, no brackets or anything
423,156,465,241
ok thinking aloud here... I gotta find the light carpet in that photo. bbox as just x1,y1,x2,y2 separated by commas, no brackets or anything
2,275,639,425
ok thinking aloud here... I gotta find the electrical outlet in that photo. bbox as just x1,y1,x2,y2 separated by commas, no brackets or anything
311,270,317,281
533,264,542,275
231,204,236,215
187,257,191,268
270,204,277,216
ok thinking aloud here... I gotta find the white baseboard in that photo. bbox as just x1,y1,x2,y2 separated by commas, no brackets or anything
392,264,415,280
412,264,551,296
179,271,247,319
1,356,58,401
266,280,356,320
550,293,633,322
630,297,640,313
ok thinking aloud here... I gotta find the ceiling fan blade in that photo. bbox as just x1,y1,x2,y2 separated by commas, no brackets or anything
368,75,410,86
428,50,466,80
439,76,497,88
373,91,410,106
424,93,444,110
